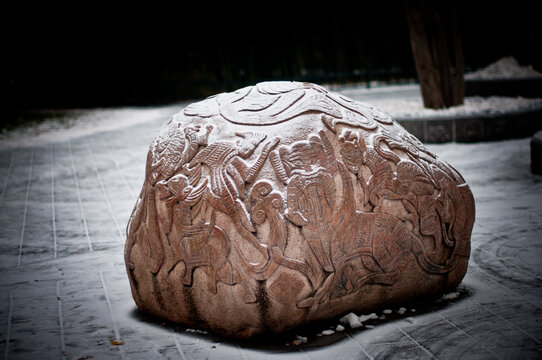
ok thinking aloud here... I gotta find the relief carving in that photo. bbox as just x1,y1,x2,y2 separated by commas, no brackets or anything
125,81,475,338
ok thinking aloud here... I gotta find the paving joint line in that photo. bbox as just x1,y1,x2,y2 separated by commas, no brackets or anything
297,348,312,360
344,332,374,360
51,144,58,259
236,345,249,360
68,140,93,252
103,133,136,200
99,271,122,343
436,311,504,359
473,245,542,282
478,302,542,345
84,138,124,243
3,292,13,360
475,265,542,310
16,147,34,267
395,324,439,360
56,281,67,360
0,151,14,207
172,334,188,360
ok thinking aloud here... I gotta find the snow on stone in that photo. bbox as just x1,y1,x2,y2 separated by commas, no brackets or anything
397,307,407,315
406,317,416,324
340,312,363,328
321,330,335,336
335,324,345,332
465,56,542,80
383,309,393,314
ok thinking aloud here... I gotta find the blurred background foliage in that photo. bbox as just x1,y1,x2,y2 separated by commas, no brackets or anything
4,1,542,110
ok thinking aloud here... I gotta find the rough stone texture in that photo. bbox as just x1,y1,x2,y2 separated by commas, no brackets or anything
125,81,475,338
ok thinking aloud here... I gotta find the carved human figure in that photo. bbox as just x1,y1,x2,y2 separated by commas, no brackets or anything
270,131,339,295
188,132,280,271
125,123,213,274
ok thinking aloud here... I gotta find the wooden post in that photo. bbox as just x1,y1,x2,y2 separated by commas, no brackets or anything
404,0,465,109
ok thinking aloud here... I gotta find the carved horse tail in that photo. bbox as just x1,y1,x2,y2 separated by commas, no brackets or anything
416,176,474,275
449,184,475,259
414,246,458,274
409,201,472,275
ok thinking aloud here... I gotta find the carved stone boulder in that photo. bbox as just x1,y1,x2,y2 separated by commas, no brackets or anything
125,81,475,338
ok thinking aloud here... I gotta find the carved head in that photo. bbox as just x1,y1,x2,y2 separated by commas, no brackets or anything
166,173,191,200
235,132,267,158
183,125,201,136
278,139,329,176
339,129,367,174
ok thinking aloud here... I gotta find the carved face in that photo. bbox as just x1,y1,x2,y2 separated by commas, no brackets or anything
183,125,201,137
340,141,363,174
280,142,324,175
167,174,191,199
235,132,266,158
236,139,258,158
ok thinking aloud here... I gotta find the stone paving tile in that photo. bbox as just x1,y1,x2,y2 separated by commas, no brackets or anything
1,113,542,359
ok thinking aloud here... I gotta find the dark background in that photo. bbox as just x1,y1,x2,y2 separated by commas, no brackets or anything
4,1,542,111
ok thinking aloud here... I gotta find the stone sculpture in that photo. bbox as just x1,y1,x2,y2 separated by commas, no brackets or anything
125,81,475,338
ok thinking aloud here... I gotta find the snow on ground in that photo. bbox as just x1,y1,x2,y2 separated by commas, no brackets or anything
0,103,186,150
364,94,542,119
465,56,542,80
2,82,541,150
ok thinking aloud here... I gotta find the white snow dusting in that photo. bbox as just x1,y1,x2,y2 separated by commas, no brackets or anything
370,95,542,120
441,292,461,301
465,56,542,80
3,82,542,151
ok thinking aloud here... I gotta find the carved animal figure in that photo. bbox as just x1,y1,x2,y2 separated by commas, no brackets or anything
272,130,459,309
339,127,473,263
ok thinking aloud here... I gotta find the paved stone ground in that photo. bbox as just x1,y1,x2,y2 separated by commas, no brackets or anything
1,106,541,359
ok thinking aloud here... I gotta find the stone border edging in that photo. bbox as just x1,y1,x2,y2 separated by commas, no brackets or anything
396,107,542,143
465,78,542,98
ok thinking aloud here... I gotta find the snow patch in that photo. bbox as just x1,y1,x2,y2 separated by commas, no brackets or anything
465,56,542,80
340,312,363,328
359,313,379,323
0,104,185,150
372,96,542,119
441,292,460,301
